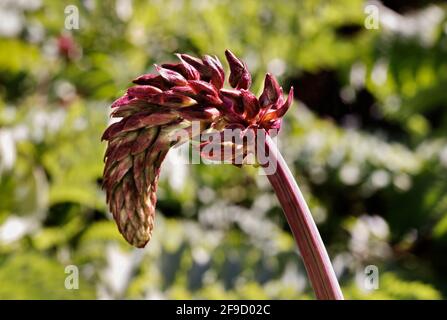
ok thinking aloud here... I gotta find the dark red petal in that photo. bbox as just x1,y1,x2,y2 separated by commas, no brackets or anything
170,85,195,96
200,95,223,106
219,88,241,100
160,62,179,69
132,152,146,194
101,120,125,141
241,90,260,120
209,55,225,80
111,94,134,108
155,65,188,86
178,53,210,77
237,71,251,91
162,61,200,81
224,49,251,90
123,112,177,132
203,55,224,89
188,80,218,96
106,156,133,190
275,87,294,118
127,85,162,98
160,92,197,108
188,80,222,104
261,87,294,125
180,106,220,121
259,73,281,108
109,134,137,161
111,106,137,119
181,61,201,80
176,55,202,80
131,127,159,155
132,73,167,90
219,88,244,114
142,91,197,108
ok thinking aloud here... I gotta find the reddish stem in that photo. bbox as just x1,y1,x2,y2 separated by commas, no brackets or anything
263,134,343,300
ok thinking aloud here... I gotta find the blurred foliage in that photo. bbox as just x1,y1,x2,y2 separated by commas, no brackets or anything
1,0,447,299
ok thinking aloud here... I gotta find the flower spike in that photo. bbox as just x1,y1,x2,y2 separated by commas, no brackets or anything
102,50,342,300
102,50,293,248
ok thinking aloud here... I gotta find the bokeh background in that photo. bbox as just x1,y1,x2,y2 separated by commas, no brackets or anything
1,0,447,299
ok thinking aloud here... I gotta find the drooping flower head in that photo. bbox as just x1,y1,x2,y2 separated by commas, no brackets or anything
102,50,293,247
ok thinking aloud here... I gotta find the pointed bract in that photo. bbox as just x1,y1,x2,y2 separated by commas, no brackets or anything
225,49,251,90
155,65,188,86
259,73,281,108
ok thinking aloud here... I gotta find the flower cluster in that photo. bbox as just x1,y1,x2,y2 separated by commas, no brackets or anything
102,50,293,247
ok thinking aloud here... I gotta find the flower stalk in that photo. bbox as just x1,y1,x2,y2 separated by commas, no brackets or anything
263,134,343,300
102,49,343,299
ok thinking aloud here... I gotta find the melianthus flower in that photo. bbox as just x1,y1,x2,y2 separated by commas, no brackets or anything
102,50,342,300
102,50,292,248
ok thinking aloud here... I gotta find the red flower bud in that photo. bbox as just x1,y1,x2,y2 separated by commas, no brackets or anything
225,49,251,90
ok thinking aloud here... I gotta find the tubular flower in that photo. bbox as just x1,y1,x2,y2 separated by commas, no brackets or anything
102,50,293,248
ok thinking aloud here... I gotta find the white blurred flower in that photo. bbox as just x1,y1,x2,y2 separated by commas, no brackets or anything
197,187,216,204
350,62,366,89
393,173,412,191
192,247,210,265
55,80,76,102
349,215,391,261
1,0,42,10
0,129,15,172
332,252,354,278
99,244,144,298
281,262,306,293
29,109,66,142
116,0,133,21
339,164,361,185
371,169,390,189
160,144,188,191
0,216,38,244
0,9,23,37
267,58,286,77
439,146,447,168
378,3,445,46
371,59,388,86
26,21,45,43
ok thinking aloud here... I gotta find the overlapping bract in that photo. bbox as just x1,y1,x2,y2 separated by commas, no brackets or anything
102,50,293,247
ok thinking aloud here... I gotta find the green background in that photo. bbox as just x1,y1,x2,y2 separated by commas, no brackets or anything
1,0,447,299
